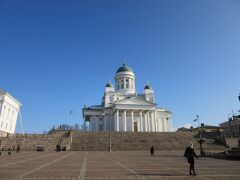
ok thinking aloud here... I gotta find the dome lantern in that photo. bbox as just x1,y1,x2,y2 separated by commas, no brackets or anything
116,63,134,74
115,63,135,95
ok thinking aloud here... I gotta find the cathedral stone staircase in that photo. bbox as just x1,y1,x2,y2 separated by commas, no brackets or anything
0,134,71,151
0,131,226,152
70,131,227,151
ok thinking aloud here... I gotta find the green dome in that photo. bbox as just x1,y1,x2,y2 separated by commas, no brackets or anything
116,63,133,74
144,84,152,90
105,83,113,88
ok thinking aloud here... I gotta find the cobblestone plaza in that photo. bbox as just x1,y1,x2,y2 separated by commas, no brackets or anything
0,151,239,180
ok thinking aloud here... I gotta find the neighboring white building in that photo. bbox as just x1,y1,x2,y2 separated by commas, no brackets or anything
83,63,173,132
0,90,21,137
219,115,240,137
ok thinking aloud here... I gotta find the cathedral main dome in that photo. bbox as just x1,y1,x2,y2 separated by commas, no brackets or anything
116,63,133,74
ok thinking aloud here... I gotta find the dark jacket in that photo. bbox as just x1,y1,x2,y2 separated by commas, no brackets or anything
150,147,154,153
185,147,198,164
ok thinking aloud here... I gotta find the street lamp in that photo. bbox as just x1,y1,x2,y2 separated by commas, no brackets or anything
194,115,205,156
69,111,73,147
108,112,112,152
198,137,205,157
238,93,240,113
228,113,234,137
103,112,111,152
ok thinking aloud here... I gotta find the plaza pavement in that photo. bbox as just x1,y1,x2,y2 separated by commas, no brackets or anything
0,151,239,180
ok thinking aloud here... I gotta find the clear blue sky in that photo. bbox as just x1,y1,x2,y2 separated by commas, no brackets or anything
0,0,239,133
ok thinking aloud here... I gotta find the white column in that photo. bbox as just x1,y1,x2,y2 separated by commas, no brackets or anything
131,110,134,132
95,118,99,132
147,111,150,132
144,113,147,132
167,118,172,132
89,120,91,132
104,116,107,131
151,111,155,132
170,118,173,132
84,120,86,132
154,111,157,132
116,110,119,131
114,113,117,131
123,78,126,89
133,78,135,91
163,118,166,132
129,78,132,89
157,119,160,132
140,111,143,132
124,110,127,132
167,118,170,132
165,118,169,131
160,117,163,132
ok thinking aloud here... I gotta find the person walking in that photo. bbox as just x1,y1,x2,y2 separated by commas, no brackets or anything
16,144,20,154
150,146,155,157
184,142,198,176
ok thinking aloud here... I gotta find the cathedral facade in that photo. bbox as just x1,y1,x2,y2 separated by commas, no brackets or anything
0,90,21,137
83,64,173,132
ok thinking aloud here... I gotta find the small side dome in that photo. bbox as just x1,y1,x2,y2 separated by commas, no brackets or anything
144,84,152,90
116,63,133,74
105,82,113,88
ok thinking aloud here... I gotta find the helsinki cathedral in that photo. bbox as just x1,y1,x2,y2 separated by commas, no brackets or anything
83,63,173,132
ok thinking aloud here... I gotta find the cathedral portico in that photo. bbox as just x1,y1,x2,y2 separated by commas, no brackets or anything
83,63,173,132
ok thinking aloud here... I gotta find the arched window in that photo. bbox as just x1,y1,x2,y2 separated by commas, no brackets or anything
117,80,120,90
121,79,124,89
126,78,129,89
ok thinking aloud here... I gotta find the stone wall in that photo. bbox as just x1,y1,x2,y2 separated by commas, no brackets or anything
0,136,71,151
71,131,226,151
0,131,227,151
225,138,240,148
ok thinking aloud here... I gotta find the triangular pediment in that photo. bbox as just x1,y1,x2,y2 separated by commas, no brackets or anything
115,97,156,106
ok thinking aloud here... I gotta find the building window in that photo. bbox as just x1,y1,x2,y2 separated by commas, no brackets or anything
3,106,6,117
110,95,114,103
117,81,120,90
121,80,124,89
99,118,103,131
7,108,10,119
126,78,129,89
11,111,14,120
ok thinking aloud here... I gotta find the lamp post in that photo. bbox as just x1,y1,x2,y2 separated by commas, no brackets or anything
238,93,240,113
228,113,234,137
198,137,205,157
108,112,112,152
195,115,204,156
69,111,73,146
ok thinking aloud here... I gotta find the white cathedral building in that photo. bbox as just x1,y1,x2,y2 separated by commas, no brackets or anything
83,63,173,132
0,90,21,137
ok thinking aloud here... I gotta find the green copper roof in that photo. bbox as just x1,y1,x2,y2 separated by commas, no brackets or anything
105,83,113,87
116,63,133,74
144,84,152,90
